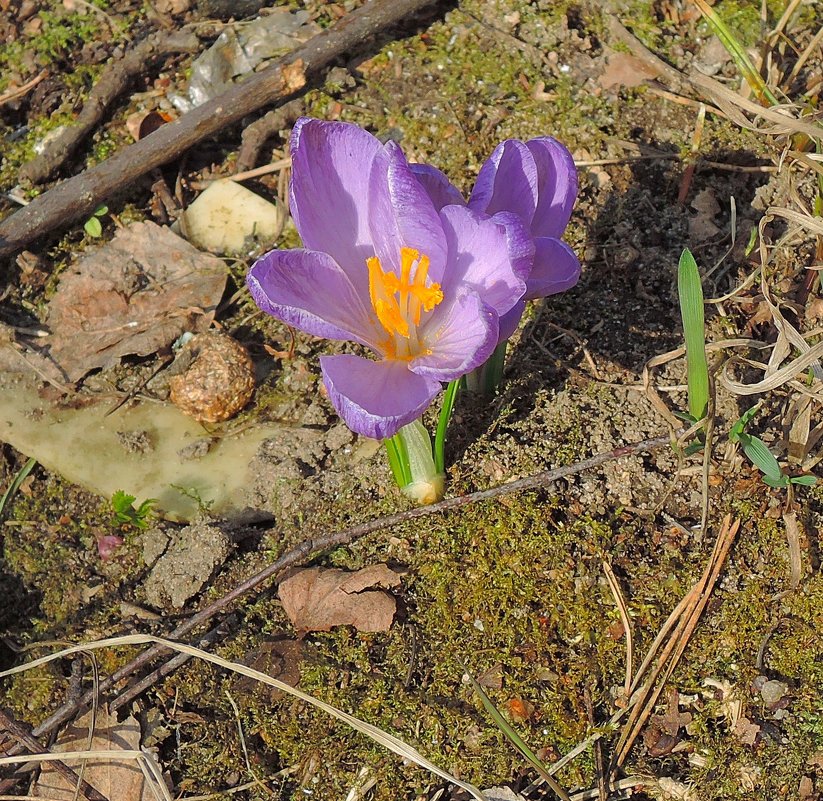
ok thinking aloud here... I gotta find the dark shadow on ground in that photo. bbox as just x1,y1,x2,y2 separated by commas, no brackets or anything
447,144,773,461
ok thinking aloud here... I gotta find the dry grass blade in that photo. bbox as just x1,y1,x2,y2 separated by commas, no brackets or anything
603,562,633,699
612,516,740,769
768,206,823,235
719,339,823,395
782,509,803,589
688,72,823,139
0,636,487,801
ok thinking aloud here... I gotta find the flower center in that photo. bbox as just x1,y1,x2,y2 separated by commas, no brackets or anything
367,247,443,359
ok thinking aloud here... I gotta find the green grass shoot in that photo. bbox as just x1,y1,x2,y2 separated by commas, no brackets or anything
464,669,571,801
693,0,779,107
0,457,36,523
729,406,817,488
677,248,710,423
434,379,460,474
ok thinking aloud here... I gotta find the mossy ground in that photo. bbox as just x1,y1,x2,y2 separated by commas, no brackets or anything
1,0,822,800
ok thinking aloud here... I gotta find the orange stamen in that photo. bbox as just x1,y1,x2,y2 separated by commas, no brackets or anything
366,247,443,349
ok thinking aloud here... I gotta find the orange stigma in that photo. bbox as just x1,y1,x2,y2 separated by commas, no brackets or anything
367,247,443,358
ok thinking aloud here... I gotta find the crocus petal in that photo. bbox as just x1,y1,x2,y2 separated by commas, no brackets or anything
491,210,535,285
526,137,578,238
248,249,381,348
409,163,465,211
497,300,526,343
468,139,538,224
320,354,442,440
413,290,498,381
524,237,581,300
368,141,447,278
289,118,383,297
437,205,527,317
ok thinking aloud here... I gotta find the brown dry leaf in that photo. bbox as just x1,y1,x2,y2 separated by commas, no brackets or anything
598,47,661,89
43,221,227,382
734,716,761,746
477,662,504,690
234,637,303,701
33,708,160,800
125,109,174,141
689,188,723,241
278,564,402,633
505,697,534,722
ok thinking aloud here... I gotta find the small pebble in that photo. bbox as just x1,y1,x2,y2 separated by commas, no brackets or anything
760,679,788,706
169,333,255,423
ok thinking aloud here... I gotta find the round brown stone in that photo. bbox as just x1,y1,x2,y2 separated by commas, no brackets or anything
169,333,255,423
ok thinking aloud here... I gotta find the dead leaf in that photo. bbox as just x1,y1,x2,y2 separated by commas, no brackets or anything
283,58,307,93
505,697,534,722
734,716,761,746
125,109,174,141
689,188,723,241
42,222,227,382
33,708,161,800
799,776,815,800
234,637,303,701
598,47,661,89
477,662,503,690
278,564,402,633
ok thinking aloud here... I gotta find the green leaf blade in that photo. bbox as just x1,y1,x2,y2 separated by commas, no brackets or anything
678,248,710,423
740,434,783,481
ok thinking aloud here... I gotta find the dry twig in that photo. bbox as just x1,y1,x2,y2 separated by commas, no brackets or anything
21,30,200,184
0,709,109,801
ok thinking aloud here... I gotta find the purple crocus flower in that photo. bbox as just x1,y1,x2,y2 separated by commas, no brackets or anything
247,118,532,440
412,137,579,340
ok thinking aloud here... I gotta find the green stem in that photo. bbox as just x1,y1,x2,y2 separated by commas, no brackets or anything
384,435,410,487
384,420,444,505
464,340,507,396
434,379,461,474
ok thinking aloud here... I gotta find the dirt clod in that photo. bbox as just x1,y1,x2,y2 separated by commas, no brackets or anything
143,522,232,609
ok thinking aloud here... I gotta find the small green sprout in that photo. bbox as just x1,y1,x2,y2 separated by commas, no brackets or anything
83,204,108,238
729,407,817,489
111,490,156,529
678,248,710,425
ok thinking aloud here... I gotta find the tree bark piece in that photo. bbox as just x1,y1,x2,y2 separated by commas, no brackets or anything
236,97,304,173
0,0,440,258
21,30,201,184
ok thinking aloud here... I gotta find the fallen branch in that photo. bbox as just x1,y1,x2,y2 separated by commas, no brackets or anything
0,0,440,257
21,30,201,184
0,434,669,777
